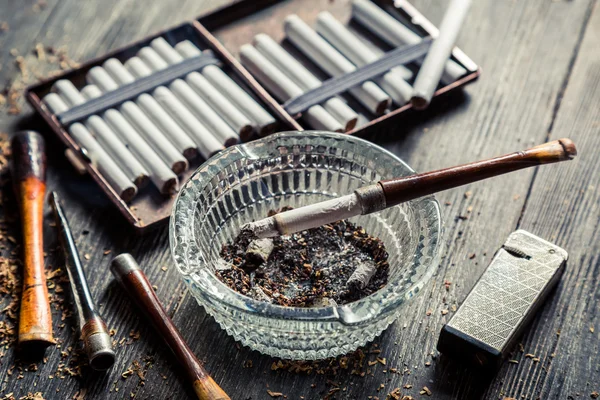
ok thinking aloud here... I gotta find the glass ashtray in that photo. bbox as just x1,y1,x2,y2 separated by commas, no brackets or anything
170,131,441,360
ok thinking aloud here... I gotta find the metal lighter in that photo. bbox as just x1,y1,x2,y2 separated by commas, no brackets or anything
437,229,568,369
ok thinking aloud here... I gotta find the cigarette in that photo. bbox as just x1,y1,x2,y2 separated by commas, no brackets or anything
284,14,390,115
239,44,343,132
150,38,254,140
86,66,188,174
175,40,278,136
246,238,275,265
253,34,358,131
411,0,472,109
244,193,362,239
102,58,198,160
346,260,378,290
43,93,137,201
316,11,413,105
351,0,467,84
124,57,224,160
80,84,179,195
51,80,149,188
138,46,239,147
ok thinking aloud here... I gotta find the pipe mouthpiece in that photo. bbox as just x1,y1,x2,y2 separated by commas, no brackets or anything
85,332,116,371
11,130,46,183
558,138,577,159
18,336,56,359
110,253,141,280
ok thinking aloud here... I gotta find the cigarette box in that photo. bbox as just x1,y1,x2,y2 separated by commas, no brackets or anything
25,0,480,232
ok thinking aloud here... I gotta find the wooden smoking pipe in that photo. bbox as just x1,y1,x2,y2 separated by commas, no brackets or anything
11,131,55,351
110,254,230,400
246,138,577,238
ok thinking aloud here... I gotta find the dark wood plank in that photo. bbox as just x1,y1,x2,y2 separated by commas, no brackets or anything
0,0,597,399
485,3,600,399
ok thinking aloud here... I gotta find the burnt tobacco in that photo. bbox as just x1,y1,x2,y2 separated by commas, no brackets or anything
217,208,389,307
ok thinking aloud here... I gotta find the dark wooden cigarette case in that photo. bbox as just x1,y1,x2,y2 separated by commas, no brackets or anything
25,0,480,232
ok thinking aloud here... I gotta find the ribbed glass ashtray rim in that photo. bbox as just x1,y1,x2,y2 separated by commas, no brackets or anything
169,131,442,326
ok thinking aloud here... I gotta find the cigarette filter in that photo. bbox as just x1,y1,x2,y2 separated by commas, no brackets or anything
437,230,567,369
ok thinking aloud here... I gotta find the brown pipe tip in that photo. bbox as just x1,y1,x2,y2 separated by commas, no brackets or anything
558,138,577,159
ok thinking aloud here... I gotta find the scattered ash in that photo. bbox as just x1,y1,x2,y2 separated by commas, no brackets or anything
217,208,389,307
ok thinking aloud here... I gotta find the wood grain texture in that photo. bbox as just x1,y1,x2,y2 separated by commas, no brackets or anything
0,0,598,399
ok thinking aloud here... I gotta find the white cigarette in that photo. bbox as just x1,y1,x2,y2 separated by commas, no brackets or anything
239,44,343,132
138,46,239,147
351,0,467,84
80,84,179,195
43,93,137,202
125,56,224,159
244,193,362,238
175,40,278,136
150,38,254,139
51,80,149,188
347,260,378,290
316,11,413,105
246,238,275,264
102,58,198,160
411,0,472,109
253,34,358,132
284,14,390,115
316,11,412,83
86,66,188,174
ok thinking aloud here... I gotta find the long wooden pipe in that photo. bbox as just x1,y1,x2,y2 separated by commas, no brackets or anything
245,138,577,238
110,254,230,400
11,131,55,351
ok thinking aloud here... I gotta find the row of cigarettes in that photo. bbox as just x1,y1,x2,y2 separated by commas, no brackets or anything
239,0,471,131
43,38,277,201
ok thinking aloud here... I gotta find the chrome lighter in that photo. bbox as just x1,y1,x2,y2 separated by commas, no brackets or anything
437,230,568,369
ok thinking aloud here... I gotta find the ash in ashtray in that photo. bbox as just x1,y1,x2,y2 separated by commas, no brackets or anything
216,208,389,307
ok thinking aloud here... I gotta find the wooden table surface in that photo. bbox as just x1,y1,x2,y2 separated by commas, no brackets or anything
1,0,599,399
